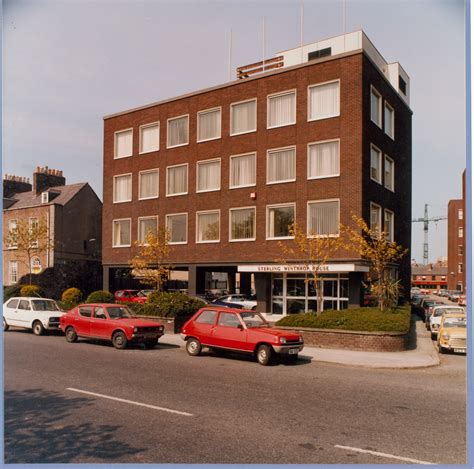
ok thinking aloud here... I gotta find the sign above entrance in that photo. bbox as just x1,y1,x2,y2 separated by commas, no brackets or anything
237,264,370,273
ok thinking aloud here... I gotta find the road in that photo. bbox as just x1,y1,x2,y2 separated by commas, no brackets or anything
3,326,466,464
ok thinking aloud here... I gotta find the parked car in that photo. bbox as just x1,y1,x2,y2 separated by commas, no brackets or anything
458,294,467,307
410,287,421,299
428,305,465,339
59,303,164,349
209,299,244,309
423,300,445,324
3,297,64,335
180,307,304,365
419,299,443,322
448,291,462,303
114,289,148,304
437,312,466,354
212,294,257,310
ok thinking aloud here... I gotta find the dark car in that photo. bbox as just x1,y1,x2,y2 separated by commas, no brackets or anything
60,303,164,349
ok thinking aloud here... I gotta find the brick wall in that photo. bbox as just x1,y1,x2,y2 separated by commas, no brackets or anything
447,199,464,290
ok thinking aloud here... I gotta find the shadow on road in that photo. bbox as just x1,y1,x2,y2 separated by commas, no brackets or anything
4,388,145,463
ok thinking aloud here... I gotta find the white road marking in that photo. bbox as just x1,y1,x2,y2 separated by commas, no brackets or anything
66,388,193,417
334,445,436,465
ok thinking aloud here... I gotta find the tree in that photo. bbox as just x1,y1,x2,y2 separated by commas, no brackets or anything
344,215,408,311
278,223,345,316
4,217,53,285
129,227,172,292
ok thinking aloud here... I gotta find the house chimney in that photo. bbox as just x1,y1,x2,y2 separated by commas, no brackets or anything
3,174,32,198
32,166,66,194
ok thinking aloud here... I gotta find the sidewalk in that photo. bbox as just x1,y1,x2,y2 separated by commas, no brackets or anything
160,316,440,369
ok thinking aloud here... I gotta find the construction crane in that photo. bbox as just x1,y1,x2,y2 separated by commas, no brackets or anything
412,204,447,265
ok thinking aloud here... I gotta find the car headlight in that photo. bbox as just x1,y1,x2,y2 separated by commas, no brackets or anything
134,327,138,333
280,337,287,344
442,333,450,340
159,326,164,332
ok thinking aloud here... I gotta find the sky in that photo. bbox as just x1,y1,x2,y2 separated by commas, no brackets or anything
3,0,466,263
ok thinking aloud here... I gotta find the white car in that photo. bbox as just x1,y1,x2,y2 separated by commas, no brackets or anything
429,305,465,339
214,294,257,310
3,297,64,335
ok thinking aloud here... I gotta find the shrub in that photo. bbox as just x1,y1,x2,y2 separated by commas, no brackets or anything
3,284,22,302
85,290,115,304
20,285,43,298
61,287,83,308
145,291,205,318
275,306,411,333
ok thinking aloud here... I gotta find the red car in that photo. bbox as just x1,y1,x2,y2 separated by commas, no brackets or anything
59,303,164,349
114,290,147,304
180,307,304,365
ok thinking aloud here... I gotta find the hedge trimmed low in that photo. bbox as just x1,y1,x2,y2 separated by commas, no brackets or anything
275,306,411,333
86,290,115,304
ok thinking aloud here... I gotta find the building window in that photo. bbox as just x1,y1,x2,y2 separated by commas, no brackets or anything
113,219,131,247
230,152,256,188
458,209,463,220
308,139,340,179
166,213,188,244
267,204,295,240
166,164,188,196
267,90,296,128
307,200,340,237
459,227,463,238
113,174,132,203
167,115,189,148
384,155,394,191
229,207,256,241
308,80,340,121
29,218,39,248
139,122,159,154
9,261,18,284
267,147,296,184
458,263,463,274
412,275,417,281
458,245,463,256
370,145,382,183
384,102,395,138
370,203,382,233
399,76,407,95
308,47,331,60
230,99,257,135
196,210,220,243
8,219,18,249
197,158,221,193
114,129,133,159
197,108,221,142
138,217,158,244
139,169,159,200
31,257,42,274
432,275,436,281
370,86,382,127
384,209,394,242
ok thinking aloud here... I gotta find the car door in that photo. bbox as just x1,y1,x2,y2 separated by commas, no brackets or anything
191,309,218,346
90,306,109,339
3,299,20,326
75,306,93,337
212,311,247,350
16,299,33,328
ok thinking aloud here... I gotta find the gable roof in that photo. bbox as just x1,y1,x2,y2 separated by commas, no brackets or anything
3,183,88,211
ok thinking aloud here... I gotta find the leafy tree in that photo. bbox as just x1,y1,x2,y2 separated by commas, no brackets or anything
4,217,53,285
278,223,345,316
129,227,172,292
344,215,408,311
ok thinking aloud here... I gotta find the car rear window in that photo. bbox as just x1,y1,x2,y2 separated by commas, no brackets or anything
32,300,60,311
195,310,217,325
6,299,19,309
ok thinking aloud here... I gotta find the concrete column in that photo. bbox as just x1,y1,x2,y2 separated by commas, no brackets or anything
227,272,236,293
348,272,362,308
239,273,252,295
255,272,271,313
188,265,197,297
103,266,110,292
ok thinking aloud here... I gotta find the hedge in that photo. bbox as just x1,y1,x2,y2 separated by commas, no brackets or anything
134,292,206,318
86,290,115,304
20,285,43,298
275,306,411,333
61,288,83,308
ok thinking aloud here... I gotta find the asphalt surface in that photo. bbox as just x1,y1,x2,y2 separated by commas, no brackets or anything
3,324,466,465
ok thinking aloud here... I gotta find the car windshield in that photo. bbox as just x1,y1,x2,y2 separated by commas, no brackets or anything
443,317,466,328
239,312,269,328
107,306,133,319
31,300,60,311
435,308,463,317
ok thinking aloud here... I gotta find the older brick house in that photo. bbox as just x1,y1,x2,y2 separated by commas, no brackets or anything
102,30,412,316
3,167,102,296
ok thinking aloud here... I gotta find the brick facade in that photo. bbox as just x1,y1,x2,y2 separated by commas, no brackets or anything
447,199,464,291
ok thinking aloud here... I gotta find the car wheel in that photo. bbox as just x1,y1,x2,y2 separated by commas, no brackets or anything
251,305,257,311
112,331,128,349
3,318,9,332
65,327,78,343
186,338,202,356
438,343,445,354
32,321,44,336
257,344,273,366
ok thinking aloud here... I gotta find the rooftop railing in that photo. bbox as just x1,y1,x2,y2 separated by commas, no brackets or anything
236,56,284,79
